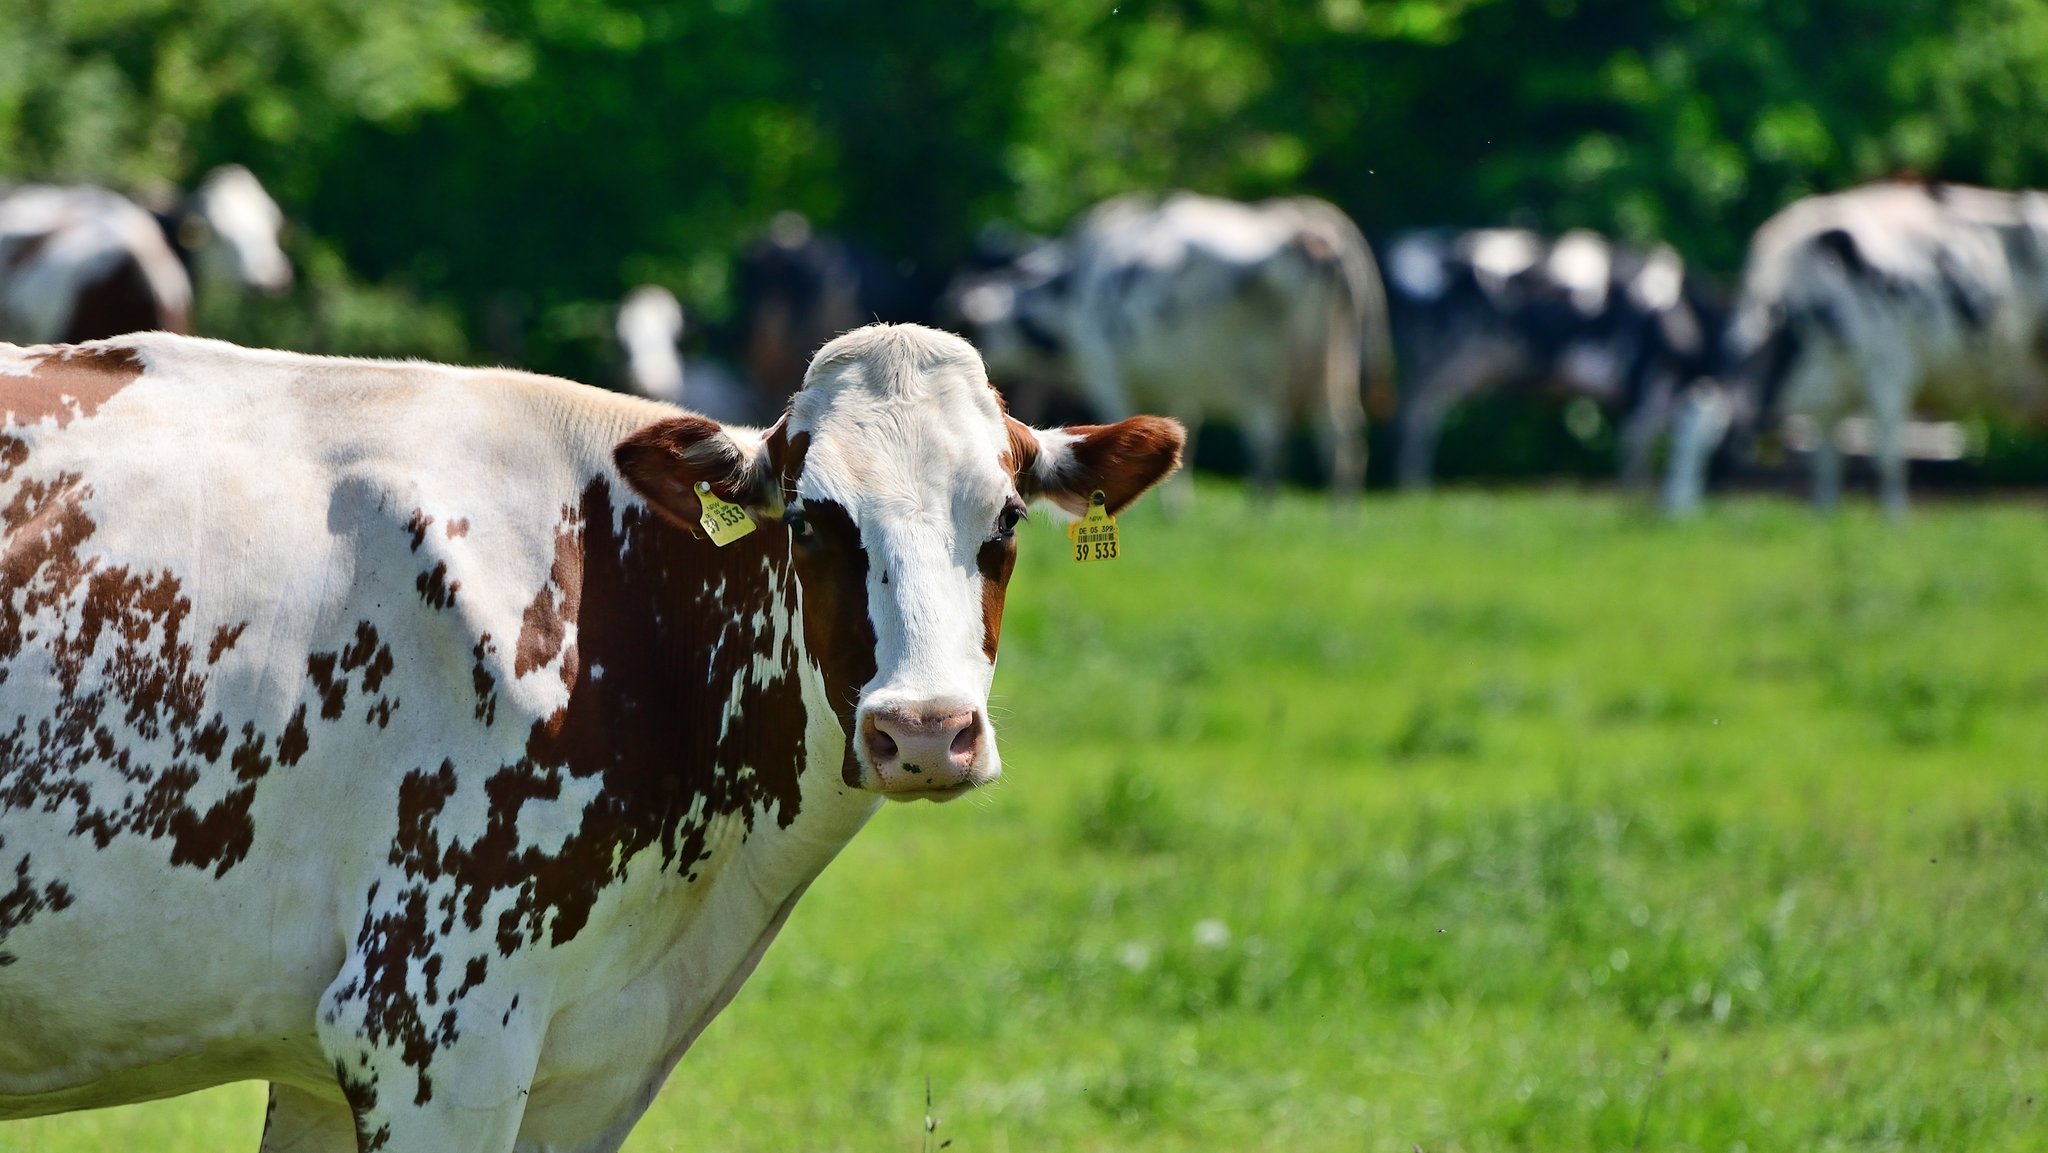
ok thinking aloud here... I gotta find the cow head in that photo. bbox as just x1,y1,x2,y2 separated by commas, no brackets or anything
616,324,1183,801
187,165,293,295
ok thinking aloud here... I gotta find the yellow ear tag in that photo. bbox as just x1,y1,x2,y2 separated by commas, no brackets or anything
1067,490,1119,563
695,481,757,546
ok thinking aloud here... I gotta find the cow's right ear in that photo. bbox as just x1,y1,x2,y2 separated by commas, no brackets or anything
615,415,788,536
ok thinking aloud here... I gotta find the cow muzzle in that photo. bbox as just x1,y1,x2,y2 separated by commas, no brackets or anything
854,701,997,801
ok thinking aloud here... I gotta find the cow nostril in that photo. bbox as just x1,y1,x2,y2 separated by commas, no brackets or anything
868,728,899,761
949,721,980,761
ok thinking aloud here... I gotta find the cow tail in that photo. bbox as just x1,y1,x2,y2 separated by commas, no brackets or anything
1286,199,1391,497
1350,246,1398,425
1297,199,1395,422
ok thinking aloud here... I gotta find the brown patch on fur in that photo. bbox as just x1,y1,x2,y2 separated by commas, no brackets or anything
207,621,248,664
0,467,287,881
444,518,470,539
0,435,28,485
513,522,581,680
788,499,876,786
405,510,434,553
0,346,145,430
976,536,1017,663
415,561,459,610
470,636,498,726
0,845,75,965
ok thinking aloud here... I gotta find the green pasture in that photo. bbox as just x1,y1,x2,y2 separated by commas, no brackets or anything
7,486,2046,1152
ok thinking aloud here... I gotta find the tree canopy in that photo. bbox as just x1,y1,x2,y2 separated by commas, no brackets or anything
7,0,2048,383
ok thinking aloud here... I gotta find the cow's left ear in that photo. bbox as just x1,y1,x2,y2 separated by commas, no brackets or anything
615,415,789,536
1007,415,1186,517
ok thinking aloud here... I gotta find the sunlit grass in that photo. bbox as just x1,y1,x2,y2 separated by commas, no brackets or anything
8,485,2046,1152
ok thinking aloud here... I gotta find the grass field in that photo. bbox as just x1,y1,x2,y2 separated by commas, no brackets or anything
7,485,2046,1153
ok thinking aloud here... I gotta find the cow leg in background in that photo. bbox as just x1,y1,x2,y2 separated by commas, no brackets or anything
260,1083,358,1153
1808,409,1849,512
1314,359,1369,503
1861,359,1918,518
1240,401,1288,500
1395,346,1497,491
1616,371,1676,492
1660,384,1733,516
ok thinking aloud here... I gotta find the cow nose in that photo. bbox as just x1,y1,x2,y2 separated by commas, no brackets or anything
861,707,986,798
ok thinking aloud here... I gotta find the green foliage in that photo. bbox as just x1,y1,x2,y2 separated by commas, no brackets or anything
12,0,2048,386
0,0,526,187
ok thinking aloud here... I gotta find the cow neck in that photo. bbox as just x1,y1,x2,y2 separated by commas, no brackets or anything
398,471,855,965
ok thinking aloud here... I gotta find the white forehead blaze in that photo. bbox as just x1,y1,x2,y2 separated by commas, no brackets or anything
789,325,1013,520
789,325,1016,708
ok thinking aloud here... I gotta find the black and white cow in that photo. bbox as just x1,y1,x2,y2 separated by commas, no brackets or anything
1666,179,2048,515
952,192,1395,506
0,164,292,344
0,324,1183,1151
1381,228,1726,491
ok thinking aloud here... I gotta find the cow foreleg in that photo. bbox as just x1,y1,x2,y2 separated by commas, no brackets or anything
1660,384,1732,517
1395,359,1492,492
1863,370,1915,519
318,956,541,1153
260,1083,357,1153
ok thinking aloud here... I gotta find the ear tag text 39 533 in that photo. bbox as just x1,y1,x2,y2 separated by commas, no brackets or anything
1068,490,1119,563
696,481,756,546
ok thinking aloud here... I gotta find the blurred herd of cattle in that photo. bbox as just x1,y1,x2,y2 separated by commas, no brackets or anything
6,166,2047,514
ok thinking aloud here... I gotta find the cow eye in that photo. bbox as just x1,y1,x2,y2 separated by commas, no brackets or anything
994,498,1026,539
786,511,813,540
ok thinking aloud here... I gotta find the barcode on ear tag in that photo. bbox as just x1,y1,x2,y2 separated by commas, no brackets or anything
696,481,756,546
1067,490,1119,563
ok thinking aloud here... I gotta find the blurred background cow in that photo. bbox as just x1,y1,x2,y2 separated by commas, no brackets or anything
956,192,1394,506
0,164,290,344
1666,179,2048,515
1383,228,1728,492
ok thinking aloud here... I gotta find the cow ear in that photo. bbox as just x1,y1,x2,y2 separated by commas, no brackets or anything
1007,415,1186,517
615,415,788,536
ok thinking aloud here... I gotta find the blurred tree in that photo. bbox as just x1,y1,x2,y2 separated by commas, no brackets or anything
4,0,2048,475
0,0,527,188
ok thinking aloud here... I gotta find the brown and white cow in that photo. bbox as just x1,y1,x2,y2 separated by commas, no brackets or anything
0,325,1182,1151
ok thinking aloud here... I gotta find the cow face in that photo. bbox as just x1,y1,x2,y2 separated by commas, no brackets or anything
616,324,1183,802
190,165,293,295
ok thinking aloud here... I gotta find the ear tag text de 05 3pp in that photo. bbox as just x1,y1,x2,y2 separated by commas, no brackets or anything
1068,490,1119,563
696,481,756,546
